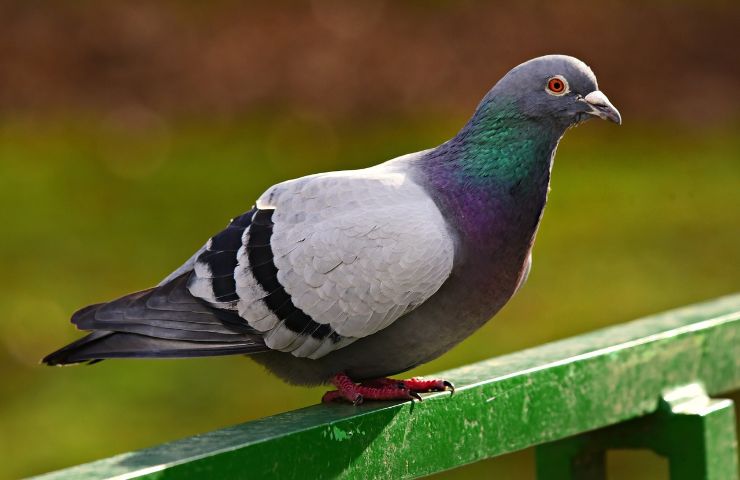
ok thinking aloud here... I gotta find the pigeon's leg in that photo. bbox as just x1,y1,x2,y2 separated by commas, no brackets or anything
322,373,454,405
322,372,364,405
364,377,455,395
322,372,426,404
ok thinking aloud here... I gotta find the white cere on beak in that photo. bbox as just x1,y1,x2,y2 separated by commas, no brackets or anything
583,91,622,125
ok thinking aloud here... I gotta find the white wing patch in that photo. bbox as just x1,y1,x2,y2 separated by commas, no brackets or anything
235,163,454,358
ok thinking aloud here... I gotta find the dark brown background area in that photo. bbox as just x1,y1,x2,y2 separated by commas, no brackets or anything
1,1,738,124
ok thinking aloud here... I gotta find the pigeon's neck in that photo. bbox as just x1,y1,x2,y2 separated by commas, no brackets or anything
419,101,564,244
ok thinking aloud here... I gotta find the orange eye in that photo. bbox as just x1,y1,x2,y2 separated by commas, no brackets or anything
547,77,567,94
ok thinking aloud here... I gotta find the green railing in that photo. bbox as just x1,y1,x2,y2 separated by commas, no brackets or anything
33,295,740,480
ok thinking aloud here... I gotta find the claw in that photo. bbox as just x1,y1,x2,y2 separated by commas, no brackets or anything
409,391,423,402
443,380,456,395
352,394,364,406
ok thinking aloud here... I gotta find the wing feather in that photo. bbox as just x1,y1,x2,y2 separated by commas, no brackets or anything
237,162,454,357
177,155,454,360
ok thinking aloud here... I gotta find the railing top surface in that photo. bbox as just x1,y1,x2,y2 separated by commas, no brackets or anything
33,294,740,480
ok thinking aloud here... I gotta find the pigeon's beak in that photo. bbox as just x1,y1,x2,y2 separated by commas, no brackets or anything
582,91,622,125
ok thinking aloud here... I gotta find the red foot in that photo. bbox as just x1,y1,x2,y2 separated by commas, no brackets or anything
322,373,455,405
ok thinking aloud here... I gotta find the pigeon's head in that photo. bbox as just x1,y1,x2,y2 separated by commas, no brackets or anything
488,55,621,128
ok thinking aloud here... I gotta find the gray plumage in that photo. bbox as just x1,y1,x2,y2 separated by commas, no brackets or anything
44,55,621,386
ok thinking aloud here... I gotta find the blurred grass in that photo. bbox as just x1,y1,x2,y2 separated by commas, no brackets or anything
0,114,738,479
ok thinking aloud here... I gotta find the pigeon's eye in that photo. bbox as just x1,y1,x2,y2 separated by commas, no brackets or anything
546,76,568,96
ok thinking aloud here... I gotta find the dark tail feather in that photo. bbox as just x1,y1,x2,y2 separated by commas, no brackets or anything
42,330,266,366
43,331,112,365
42,273,268,366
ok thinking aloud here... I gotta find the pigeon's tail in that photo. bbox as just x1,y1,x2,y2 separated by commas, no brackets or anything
42,273,268,366
42,330,266,365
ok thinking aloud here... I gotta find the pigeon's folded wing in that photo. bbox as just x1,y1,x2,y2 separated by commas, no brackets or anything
189,165,455,359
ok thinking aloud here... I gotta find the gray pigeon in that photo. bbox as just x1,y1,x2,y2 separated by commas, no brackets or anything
44,55,621,404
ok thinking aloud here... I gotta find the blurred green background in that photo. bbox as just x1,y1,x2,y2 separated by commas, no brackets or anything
0,2,738,479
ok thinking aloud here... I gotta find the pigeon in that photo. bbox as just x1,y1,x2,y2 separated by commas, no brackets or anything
43,55,621,404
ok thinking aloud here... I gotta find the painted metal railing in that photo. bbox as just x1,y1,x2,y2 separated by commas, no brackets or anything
32,295,740,480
